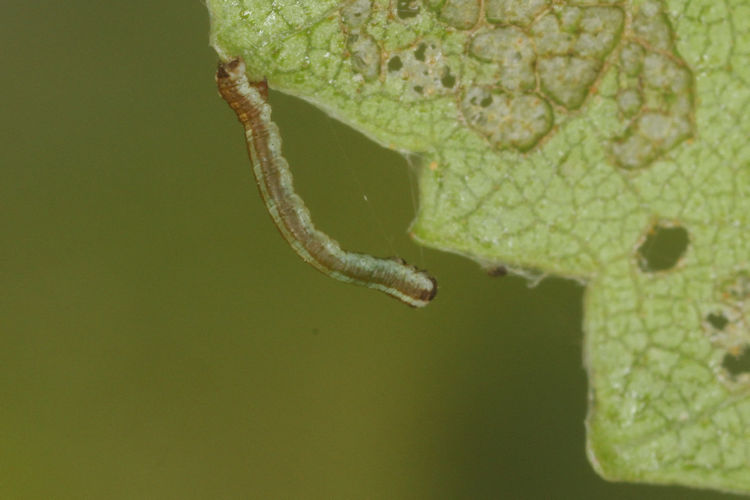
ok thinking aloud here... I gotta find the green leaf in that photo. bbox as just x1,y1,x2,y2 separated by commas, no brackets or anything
207,0,750,494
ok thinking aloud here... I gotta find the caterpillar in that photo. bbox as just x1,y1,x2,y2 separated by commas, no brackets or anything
216,57,437,307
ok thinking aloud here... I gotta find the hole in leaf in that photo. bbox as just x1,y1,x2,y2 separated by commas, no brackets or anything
636,224,689,272
707,312,729,331
441,68,456,88
387,56,403,72
414,43,427,62
397,0,420,18
723,347,750,377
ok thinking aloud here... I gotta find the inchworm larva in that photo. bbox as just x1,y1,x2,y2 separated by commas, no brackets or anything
216,57,437,307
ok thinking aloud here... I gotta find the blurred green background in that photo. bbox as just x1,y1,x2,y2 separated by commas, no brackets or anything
0,2,734,499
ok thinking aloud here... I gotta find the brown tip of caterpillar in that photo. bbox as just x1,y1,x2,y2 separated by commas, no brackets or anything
413,271,438,305
216,57,245,82
424,275,438,301
216,64,229,79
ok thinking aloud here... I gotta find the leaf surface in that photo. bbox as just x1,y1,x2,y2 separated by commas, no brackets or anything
208,0,750,493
